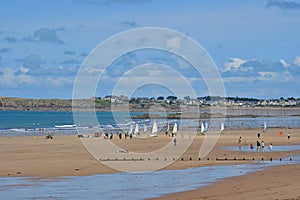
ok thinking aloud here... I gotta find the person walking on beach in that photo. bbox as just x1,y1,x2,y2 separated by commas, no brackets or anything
249,143,254,152
269,143,273,151
238,136,242,151
257,132,261,139
173,137,177,146
256,141,261,152
288,133,291,140
261,141,265,151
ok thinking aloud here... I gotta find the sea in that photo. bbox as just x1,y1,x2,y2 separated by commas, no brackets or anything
0,110,300,136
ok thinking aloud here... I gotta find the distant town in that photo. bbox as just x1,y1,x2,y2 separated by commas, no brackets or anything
1,95,299,111
101,95,300,108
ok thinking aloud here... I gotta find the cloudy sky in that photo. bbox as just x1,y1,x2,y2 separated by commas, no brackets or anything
0,0,300,99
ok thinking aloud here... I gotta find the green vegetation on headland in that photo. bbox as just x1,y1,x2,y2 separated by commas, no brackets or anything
0,96,299,112
0,97,73,111
0,97,114,111
0,96,180,111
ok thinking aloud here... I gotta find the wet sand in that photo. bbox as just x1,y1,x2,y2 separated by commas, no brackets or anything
0,128,299,178
152,164,300,200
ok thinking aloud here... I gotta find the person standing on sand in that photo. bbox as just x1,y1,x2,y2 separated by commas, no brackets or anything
174,137,177,146
288,133,291,140
261,141,265,151
238,136,242,144
249,143,254,152
256,141,261,152
257,132,261,139
238,136,242,151
269,143,273,151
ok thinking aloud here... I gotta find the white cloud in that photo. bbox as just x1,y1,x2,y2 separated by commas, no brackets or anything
224,71,292,83
19,66,30,74
294,56,300,67
110,64,196,98
258,71,276,80
17,54,42,69
223,58,247,72
279,59,290,68
0,67,75,90
223,76,258,83
0,68,34,88
82,66,105,74
33,28,65,44
164,36,182,53
265,0,300,10
258,71,290,82
46,76,74,86
222,57,295,75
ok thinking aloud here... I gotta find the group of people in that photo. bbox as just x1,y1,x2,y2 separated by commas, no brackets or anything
241,131,291,152
255,132,269,152
247,139,272,152
238,133,272,152
93,132,133,140
253,140,272,152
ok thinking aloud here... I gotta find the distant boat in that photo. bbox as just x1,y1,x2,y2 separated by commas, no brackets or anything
134,123,139,135
264,110,268,133
149,121,158,137
152,121,158,134
200,122,205,133
221,123,225,132
200,122,208,134
166,121,169,132
172,122,178,134
54,124,76,130
204,122,208,133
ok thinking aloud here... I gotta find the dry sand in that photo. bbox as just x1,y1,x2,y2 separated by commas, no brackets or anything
0,128,299,178
0,128,299,199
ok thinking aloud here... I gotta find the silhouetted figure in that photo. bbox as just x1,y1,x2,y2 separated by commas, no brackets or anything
256,141,261,152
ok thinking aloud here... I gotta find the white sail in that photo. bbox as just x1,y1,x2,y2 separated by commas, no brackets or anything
129,125,133,134
204,122,208,133
151,121,158,134
263,122,267,133
134,123,139,135
172,122,178,133
221,123,224,132
144,124,147,132
200,122,205,133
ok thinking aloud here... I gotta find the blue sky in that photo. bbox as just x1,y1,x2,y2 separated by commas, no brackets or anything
0,0,300,99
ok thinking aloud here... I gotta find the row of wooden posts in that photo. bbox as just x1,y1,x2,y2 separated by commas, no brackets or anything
99,157,293,161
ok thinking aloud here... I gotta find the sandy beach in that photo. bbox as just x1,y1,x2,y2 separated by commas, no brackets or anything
0,128,299,177
0,128,299,199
